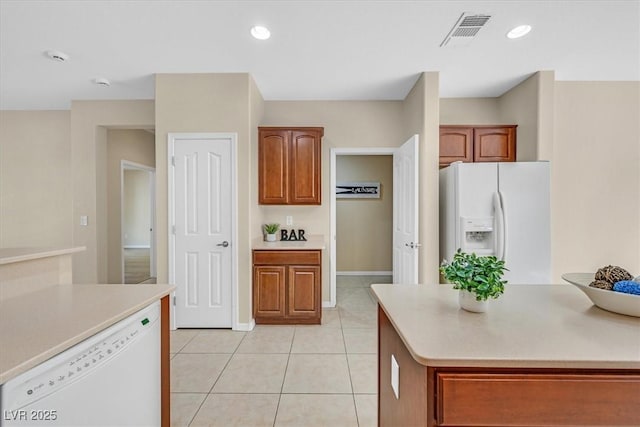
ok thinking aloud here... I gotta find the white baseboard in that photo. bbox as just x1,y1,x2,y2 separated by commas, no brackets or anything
322,301,336,308
234,319,255,331
337,271,392,276
124,245,151,249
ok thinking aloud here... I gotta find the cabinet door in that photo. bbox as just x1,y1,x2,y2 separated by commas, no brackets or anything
473,127,516,162
258,129,289,204
287,265,320,318
253,266,286,318
439,127,473,167
289,130,321,204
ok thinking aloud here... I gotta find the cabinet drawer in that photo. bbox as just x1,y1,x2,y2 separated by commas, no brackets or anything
436,372,640,426
253,250,321,266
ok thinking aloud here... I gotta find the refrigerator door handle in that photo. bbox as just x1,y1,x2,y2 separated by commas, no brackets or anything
494,192,506,260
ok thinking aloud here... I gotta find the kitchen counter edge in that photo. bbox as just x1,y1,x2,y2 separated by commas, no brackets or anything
371,283,640,370
0,284,175,384
252,235,326,250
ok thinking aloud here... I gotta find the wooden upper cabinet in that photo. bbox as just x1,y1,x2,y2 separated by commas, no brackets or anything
439,125,517,167
258,129,289,204
259,127,323,205
439,127,473,166
474,126,516,163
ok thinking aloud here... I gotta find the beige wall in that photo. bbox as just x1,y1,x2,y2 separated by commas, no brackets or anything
401,72,441,284
336,155,393,272
259,100,405,300
498,73,541,161
439,98,500,125
155,73,256,325
106,129,155,283
249,77,265,240
552,81,640,280
0,111,72,248
535,71,556,161
124,170,151,247
70,100,155,283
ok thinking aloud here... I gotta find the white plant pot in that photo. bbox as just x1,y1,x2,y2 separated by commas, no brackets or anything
458,290,488,313
266,233,277,242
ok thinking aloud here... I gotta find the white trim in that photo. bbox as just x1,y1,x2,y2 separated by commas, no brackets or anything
168,133,239,330
120,160,156,284
337,271,393,276
123,245,151,249
322,301,335,308
330,147,396,309
233,319,255,332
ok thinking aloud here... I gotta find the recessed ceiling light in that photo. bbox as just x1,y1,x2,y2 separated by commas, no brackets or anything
93,77,111,87
250,26,271,40
45,50,69,62
507,25,532,39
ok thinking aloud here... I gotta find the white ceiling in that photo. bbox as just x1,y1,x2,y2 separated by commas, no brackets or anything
1,0,638,110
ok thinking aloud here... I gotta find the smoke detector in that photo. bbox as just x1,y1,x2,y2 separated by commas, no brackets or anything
93,77,111,87
440,13,492,47
45,50,69,62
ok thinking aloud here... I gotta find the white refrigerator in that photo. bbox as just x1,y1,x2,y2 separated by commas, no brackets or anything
439,161,551,284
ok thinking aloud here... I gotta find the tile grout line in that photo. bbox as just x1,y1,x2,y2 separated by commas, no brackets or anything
171,329,207,427
339,292,362,427
273,326,297,427
185,330,247,427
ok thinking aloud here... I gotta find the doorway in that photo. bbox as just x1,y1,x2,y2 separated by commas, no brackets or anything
168,133,238,329
335,154,393,306
121,161,156,284
329,136,419,307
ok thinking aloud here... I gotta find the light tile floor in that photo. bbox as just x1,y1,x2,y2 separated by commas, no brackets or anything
170,275,390,427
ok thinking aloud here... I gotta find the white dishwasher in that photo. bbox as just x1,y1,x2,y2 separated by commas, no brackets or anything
1,301,161,426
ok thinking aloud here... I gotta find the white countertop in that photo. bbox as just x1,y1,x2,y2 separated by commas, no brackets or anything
371,283,640,369
0,246,86,265
252,235,326,250
0,283,174,384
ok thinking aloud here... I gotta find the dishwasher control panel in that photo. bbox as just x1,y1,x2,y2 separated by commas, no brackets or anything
1,301,160,412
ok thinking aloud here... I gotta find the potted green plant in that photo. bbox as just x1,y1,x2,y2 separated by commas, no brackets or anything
440,249,507,313
263,223,280,242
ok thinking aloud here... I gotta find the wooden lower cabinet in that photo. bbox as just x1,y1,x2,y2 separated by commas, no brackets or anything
253,250,321,324
253,266,286,319
378,306,640,427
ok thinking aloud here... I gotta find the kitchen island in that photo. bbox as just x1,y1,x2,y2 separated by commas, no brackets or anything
372,284,640,426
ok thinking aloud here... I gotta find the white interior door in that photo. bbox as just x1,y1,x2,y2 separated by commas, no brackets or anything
393,135,419,284
171,135,234,327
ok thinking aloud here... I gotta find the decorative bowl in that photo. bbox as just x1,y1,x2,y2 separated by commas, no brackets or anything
562,273,640,317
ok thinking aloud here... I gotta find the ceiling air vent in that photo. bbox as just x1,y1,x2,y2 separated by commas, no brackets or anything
440,13,491,48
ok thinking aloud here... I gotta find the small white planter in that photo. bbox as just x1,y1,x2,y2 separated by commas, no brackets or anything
265,233,277,242
458,290,488,313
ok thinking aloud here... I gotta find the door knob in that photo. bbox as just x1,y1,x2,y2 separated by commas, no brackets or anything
405,242,422,249
217,241,229,247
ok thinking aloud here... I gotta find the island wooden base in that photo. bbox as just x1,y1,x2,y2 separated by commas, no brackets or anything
378,306,640,426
